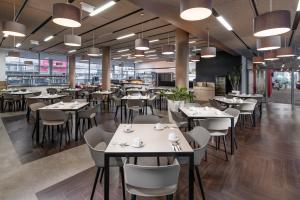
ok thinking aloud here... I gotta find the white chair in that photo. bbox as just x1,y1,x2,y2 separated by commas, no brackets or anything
239,101,256,128
84,127,125,200
126,99,144,123
200,118,231,160
124,159,180,200
224,108,240,150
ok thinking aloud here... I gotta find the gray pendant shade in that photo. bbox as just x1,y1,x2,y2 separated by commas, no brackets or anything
87,47,101,57
2,21,26,37
64,34,81,46
7,51,20,58
24,61,33,65
52,3,81,28
180,0,212,21
254,10,291,37
135,38,149,50
134,50,145,57
276,47,295,58
201,47,216,58
252,56,264,64
190,54,201,61
257,36,281,51
264,51,279,61
162,44,175,55
80,55,90,61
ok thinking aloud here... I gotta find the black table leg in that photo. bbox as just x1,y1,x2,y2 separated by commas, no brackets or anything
188,117,192,131
22,95,25,110
121,99,123,123
145,100,148,115
252,109,256,127
189,153,194,200
230,117,234,155
259,102,262,118
75,111,78,141
36,110,40,144
104,154,110,200
159,95,162,110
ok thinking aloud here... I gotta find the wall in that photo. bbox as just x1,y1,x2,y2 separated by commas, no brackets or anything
195,51,241,83
0,49,7,81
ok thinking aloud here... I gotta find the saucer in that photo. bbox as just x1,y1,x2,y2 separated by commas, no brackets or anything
131,142,144,148
123,129,134,133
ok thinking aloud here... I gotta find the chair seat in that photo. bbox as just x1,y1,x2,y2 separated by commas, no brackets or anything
208,130,227,136
42,120,65,126
126,184,177,197
94,142,124,167
128,106,142,111
240,111,252,115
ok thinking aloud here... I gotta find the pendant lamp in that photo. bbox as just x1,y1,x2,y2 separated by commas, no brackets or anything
87,32,101,56
253,0,290,37
252,56,264,64
276,35,295,58
162,33,175,55
190,54,201,62
135,23,149,50
201,29,216,58
53,3,81,28
2,2,26,37
180,0,212,21
257,36,281,51
134,50,145,57
264,51,279,61
64,32,81,47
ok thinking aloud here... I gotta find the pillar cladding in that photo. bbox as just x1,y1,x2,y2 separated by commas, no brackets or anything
102,46,111,90
68,54,76,88
175,28,189,88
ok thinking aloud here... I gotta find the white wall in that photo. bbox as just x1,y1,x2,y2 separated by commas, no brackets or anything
0,49,7,81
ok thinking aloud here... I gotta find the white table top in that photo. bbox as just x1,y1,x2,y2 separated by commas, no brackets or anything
121,95,150,100
105,124,193,154
180,106,233,118
10,91,36,95
232,94,263,98
28,94,65,99
213,96,247,105
39,102,89,111
65,88,82,92
93,91,113,95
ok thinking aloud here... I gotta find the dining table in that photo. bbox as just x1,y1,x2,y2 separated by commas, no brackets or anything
120,95,150,122
231,93,264,117
27,93,66,104
10,90,38,110
104,123,194,200
180,106,236,155
92,90,114,109
35,101,89,144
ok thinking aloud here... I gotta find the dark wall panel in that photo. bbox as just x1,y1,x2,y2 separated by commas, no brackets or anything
195,51,241,82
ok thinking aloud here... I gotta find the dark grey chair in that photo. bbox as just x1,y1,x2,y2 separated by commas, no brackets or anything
132,115,160,124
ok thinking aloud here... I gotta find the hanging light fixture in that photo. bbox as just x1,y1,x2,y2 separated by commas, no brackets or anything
162,33,175,55
253,0,290,37
180,0,212,21
252,56,265,64
264,51,279,61
87,32,101,56
2,2,26,37
190,54,201,62
52,3,81,28
64,29,81,46
134,50,145,57
201,29,216,58
135,23,149,50
276,35,295,58
257,36,281,51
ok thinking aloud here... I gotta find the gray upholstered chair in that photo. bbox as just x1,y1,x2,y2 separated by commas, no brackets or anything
29,102,46,139
224,108,240,149
112,95,121,119
144,95,156,114
40,110,71,150
84,127,125,200
200,118,231,160
209,99,227,111
124,159,180,200
132,115,160,124
126,99,144,123
77,106,97,136
170,110,188,130
238,100,256,128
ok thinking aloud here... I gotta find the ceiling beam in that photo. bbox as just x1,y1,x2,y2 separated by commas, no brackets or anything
288,12,300,46
249,0,259,17
14,0,29,21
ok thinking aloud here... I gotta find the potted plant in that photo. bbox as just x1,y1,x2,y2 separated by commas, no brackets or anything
164,87,192,123
228,65,241,92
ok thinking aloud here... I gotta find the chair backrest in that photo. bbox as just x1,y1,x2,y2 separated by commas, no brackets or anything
170,110,184,123
47,88,57,94
26,98,39,106
133,115,160,124
79,106,97,118
124,160,180,189
209,99,218,108
62,95,73,102
239,102,256,112
224,108,240,126
3,93,13,99
34,91,42,96
72,98,87,103
126,99,143,108
200,118,230,131
245,98,257,104
187,127,211,165
40,110,66,121
112,95,121,105
84,127,113,167
29,102,46,112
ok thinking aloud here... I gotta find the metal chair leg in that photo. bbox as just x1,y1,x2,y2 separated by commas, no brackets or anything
195,166,206,200
119,167,126,200
222,136,228,161
90,167,101,200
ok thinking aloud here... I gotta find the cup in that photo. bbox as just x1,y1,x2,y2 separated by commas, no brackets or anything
168,132,178,141
124,124,132,132
155,123,163,129
133,138,142,147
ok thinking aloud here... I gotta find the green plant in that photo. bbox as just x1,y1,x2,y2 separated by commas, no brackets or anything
228,65,241,91
164,87,192,101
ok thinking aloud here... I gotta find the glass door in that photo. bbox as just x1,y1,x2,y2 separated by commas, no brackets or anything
271,70,292,104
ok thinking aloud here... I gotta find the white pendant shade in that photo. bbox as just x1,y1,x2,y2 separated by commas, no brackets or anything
201,47,216,58
252,56,264,64
87,47,101,57
53,3,81,28
162,44,175,55
254,10,291,37
190,54,201,61
64,34,81,46
135,38,149,50
257,36,281,51
134,50,145,57
180,0,212,21
276,47,295,58
2,21,26,37
264,51,279,61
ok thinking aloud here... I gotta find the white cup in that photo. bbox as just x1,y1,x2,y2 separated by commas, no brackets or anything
124,124,132,131
168,132,178,141
155,123,163,129
133,138,142,147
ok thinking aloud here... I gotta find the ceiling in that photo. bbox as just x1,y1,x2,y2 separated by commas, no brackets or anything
0,0,300,64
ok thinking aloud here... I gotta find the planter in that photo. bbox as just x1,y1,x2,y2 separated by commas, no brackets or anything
167,99,184,123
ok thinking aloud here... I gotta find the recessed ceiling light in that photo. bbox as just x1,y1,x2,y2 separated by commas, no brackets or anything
116,33,135,40
68,49,76,53
113,57,121,60
180,0,212,21
192,48,201,52
89,1,116,16
145,50,156,53
15,43,21,48
216,16,233,31
117,49,130,53
149,39,159,43
44,35,54,42
189,41,196,44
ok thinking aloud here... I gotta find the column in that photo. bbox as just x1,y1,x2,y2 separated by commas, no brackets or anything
68,54,76,88
0,50,6,86
102,46,111,90
175,28,189,88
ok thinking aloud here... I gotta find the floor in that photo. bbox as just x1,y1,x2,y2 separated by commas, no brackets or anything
0,103,300,200
271,88,300,105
